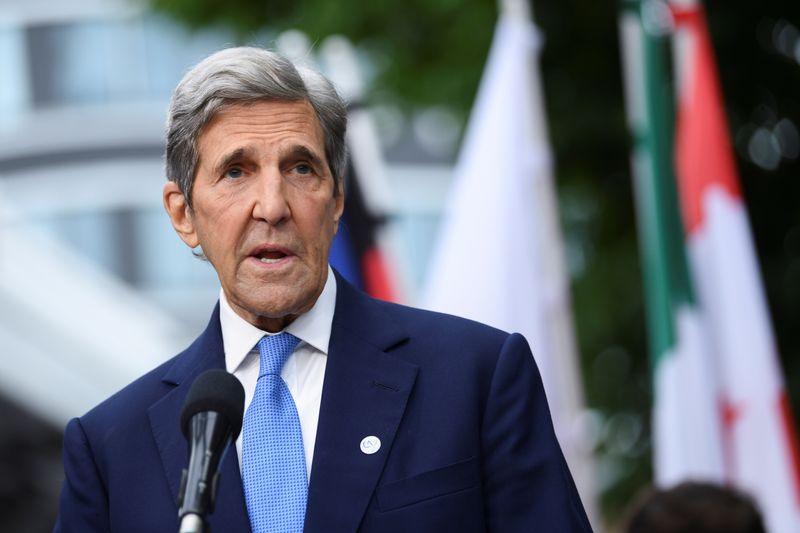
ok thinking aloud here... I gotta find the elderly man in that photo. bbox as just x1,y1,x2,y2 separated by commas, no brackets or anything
55,47,592,532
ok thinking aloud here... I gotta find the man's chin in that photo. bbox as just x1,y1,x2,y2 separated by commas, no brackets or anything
227,290,314,329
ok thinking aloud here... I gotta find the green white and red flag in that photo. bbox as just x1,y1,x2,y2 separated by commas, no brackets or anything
621,2,800,530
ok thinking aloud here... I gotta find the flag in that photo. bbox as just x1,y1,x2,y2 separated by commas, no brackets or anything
423,0,597,521
330,159,398,301
671,5,800,531
320,36,401,303
619,0,728,491
621,2,800,530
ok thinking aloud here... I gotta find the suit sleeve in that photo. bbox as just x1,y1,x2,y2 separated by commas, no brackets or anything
481,333,592,532
54,417,110,533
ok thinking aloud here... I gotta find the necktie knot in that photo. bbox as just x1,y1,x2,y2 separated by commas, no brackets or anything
257,332,300,377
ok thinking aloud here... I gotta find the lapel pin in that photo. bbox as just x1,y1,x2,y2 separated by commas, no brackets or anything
360,436,381,455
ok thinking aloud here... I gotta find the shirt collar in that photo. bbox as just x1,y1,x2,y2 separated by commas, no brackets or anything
220,266,338,373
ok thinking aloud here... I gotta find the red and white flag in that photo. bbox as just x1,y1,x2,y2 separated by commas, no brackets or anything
668,5,800,531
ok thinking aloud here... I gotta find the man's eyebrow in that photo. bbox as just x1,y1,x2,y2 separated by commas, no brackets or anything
212,147,251,176
287,144,325,169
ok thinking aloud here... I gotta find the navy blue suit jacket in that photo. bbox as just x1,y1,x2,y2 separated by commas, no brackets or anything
55,275,592,532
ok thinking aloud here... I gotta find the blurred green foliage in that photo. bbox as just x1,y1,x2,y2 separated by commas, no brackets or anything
150,0,800,527
150,0,497,113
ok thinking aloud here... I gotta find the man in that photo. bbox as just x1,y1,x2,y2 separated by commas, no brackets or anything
55,47,592,532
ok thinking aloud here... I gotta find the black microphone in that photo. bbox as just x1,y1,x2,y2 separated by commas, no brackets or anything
177,369,245,533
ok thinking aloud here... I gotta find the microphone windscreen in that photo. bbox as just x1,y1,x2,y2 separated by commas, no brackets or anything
180,369,245,440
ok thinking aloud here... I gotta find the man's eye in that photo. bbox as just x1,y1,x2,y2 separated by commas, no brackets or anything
294,164,313,175
285,162,324,192
225,167,243,179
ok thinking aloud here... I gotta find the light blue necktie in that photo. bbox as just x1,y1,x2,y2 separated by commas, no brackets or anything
242,332,307,533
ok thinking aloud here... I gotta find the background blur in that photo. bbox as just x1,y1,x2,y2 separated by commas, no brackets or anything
0,0,797,531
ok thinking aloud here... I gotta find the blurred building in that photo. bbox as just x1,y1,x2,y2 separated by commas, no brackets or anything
0,1,452,530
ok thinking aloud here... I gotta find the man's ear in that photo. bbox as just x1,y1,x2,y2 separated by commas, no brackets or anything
333,178,345,234
163,181,199,248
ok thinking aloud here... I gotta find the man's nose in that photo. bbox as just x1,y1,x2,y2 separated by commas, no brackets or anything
251,170,290,225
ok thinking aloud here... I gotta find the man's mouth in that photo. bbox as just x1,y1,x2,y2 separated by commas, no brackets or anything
250,245,293,265
256,251,287,264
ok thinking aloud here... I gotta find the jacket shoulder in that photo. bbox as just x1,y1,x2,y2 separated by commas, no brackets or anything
78,303,223,432
78,354,179,433
375,298,512,347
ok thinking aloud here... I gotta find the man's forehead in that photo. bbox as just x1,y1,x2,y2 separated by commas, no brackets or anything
198,100,326,159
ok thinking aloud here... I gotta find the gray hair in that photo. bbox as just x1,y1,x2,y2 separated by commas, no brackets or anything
166,47,348,206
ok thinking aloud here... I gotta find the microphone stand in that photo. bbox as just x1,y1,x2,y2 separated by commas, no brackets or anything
177,412,229,533
176,369,244,533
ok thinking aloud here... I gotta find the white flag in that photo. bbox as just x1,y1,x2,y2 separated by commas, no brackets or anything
423,0,596,522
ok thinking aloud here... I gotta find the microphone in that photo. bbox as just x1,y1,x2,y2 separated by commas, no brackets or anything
177,369,245,533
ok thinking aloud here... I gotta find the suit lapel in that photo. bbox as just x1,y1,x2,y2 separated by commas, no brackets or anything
147,304,252,533
305,275,418,532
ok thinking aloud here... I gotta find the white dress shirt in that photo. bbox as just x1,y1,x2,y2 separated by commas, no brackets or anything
220,266,336,480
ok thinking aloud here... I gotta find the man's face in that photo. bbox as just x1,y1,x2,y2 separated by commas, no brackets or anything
164,100,343,332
